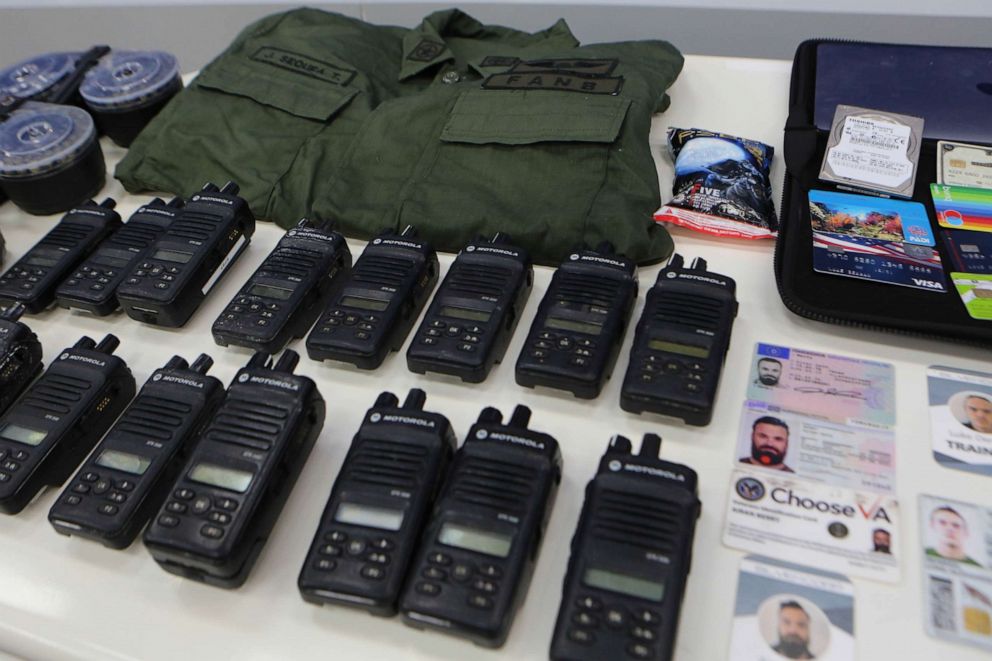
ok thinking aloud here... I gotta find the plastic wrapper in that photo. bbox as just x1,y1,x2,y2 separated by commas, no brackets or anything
655,127,777,239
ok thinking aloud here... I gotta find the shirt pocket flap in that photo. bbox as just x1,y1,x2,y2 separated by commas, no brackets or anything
193,52,358,121
441,89,631,145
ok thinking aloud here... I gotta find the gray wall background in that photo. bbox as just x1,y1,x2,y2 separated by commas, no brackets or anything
0,1,991,71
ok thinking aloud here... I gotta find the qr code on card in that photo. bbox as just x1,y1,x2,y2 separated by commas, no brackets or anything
929,575,956,632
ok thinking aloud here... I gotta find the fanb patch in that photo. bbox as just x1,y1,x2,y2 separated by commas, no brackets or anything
482,72,623,95
251,47,355,85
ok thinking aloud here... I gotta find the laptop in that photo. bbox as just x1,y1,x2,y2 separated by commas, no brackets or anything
814,41,992,144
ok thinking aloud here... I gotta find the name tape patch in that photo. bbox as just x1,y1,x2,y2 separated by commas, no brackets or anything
251,47,356,86
510,58,618,77
482,72,623,96
479,56,521,68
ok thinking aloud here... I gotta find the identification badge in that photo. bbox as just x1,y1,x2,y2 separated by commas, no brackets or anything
919,494,992,651
928,365,992,476
729,555,855,661
723,469,900,583
809,189,946,293
747,343,896,428
736,401,895,493
819,105,924,198
938,141,992,190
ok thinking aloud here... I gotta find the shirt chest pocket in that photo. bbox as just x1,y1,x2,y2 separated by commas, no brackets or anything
412,89,632,259
194,46,359,121
188,47,360,214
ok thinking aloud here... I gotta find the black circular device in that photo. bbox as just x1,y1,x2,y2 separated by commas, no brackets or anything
80,51,181,147
0,52,84,105
0,102,105,216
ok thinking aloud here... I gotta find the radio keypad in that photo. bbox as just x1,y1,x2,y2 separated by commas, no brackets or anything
639,351,709,390
311,528,396,580
417,318,487,353
62,472,133,509
221,295,285,330
414,550,505,611
528,330,597,364
315,307,381,343
126,261,182,292
567,594,663,658
1,266,45,292
158,487,241,540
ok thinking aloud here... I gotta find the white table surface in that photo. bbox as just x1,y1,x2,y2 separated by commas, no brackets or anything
0,54,989,661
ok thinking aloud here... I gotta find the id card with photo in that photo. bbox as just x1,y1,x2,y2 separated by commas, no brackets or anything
919,494,992,651
736,401,895,493
723,470,900,583
747,343,896,428
809,190,946,293
927,366,992,477
729,555,855,661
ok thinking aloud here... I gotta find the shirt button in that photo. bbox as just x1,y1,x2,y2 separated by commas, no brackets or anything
441,71,461,84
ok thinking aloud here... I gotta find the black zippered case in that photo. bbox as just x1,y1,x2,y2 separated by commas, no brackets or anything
776,39,992,346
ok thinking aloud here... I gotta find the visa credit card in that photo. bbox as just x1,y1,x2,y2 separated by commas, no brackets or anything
809,190,946,292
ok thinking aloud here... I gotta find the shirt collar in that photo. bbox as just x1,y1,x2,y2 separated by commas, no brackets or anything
399,9,578,81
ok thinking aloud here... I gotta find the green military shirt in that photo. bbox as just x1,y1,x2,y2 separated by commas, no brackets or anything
116,8,684,265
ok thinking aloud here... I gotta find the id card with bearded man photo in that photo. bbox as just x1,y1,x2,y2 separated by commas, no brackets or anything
735,401,895,493
729,555,855,661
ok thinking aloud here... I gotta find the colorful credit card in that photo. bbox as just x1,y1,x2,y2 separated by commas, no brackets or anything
939,141,992,190
747,343,896,428
810,190,936,245
943,228,992,274
931,184,992,233
810,190,946,292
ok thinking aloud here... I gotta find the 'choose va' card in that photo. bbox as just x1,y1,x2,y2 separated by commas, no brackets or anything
736,401,895,493
723,469,900,583
919,494,992,651
747,343,896,428
730,555,855,661
928,365,992,477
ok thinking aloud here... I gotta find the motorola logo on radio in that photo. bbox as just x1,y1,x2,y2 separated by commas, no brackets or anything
61,353,106,368
622,462,685,481
191,195,233,206
381,414,435,428
159,374,204,389
248,375,300,391
580,254,626,268
471,246,519,258
678,272,725,286
487,431,545,450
